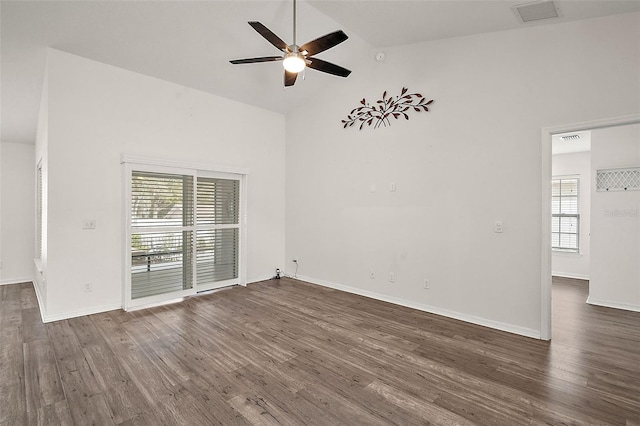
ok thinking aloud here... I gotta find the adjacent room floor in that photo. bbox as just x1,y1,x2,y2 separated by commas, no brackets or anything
1,276,638,424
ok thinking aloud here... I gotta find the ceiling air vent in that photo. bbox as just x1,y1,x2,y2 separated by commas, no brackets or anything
560,134,581,142
513,1,562,23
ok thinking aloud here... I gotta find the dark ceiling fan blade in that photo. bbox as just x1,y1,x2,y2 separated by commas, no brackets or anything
284,70,298,87
306,57,351,77
299,30,348,56
230,56,283,65
248,21,290,52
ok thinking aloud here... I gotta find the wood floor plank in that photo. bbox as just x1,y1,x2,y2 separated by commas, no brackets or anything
67,392,116,426
121,320,195,387
91,312,177,407
22,307,48,343
227,393,289,426
0,285,24,387
0,326,24,388
23,340,65,413
151,382,231,426
283,356,433,426
350,341,537,422
231,363,340,426
30,399,74,426
177,376,252,425
0,383,27,426
366,379,475,426
0,285,27,426
150,304,257,373
3,277,640,424
81,343,152,424
20,285,38,310
295,385,390,426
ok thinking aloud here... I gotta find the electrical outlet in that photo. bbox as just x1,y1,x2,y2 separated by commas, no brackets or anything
83,219,96,229
83,282,93,292
389,272,395,282
370,271,375,279
292,258,298,263
424,279,430,289
494,220,503,233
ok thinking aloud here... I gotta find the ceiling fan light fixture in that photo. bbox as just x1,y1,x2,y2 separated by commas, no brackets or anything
230,0,350,86
283,53,306,73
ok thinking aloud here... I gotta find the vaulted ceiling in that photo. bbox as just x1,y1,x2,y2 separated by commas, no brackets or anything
2,1,639,144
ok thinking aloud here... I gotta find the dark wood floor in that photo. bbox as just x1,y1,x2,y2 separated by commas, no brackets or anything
1,277,639,425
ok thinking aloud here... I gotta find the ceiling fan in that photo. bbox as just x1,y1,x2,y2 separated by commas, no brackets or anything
229,0,351,87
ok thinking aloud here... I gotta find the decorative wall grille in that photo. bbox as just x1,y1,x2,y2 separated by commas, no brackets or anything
596,167,640,192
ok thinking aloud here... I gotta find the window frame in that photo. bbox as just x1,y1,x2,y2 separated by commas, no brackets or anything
551,176,580,253
36,160,43,260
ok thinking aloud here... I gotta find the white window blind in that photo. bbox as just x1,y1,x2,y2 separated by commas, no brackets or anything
131,171,194,228
36,161,43,259
196,177,239,225
551,177,579,252
196,177,240,290
130,171,194,299
196,229,238,284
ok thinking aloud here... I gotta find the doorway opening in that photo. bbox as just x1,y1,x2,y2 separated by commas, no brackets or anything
541,114,640,340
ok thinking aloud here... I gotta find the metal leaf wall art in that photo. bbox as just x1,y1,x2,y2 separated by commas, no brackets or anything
342,87,433,130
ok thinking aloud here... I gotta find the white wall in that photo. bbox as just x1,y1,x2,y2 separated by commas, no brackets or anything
552,151,590,280
286,13,640,338
589,123,640,312
0,142,35,284
40,49,286,321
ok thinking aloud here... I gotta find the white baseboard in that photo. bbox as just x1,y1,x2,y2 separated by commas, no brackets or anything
42,303,123,323
552,272,589,281
41,276,275,323
0,276,35,286
31,280,48,323
33,275,277,323
248,275,278,284
26,278,122,323
586,296,640,313
295,275,541,340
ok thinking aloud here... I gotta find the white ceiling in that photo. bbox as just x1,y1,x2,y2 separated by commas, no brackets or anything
2,0,640,144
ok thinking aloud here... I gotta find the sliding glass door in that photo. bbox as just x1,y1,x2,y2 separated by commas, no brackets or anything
196,176,240,291
130,170,195,302
123,160,245,310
